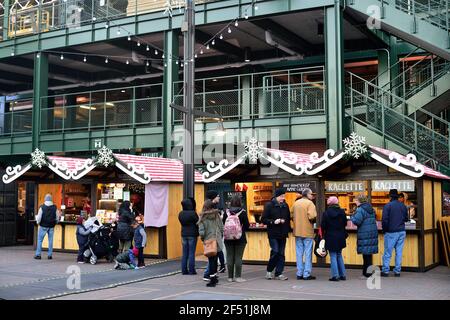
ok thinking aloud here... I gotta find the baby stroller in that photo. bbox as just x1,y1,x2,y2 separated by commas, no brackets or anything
83,225,116,265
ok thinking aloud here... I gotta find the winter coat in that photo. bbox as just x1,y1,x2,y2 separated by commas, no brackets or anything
178,199,199,238
292,198,317,238
76,224,91,248
382,199,409,233
133,224,147,248
262,198,291,239
37,201,58,228
222,206,250,245
117,206,135,241
351,203,379,255
198,209,224,252
321,205,347,252
115,249,137,267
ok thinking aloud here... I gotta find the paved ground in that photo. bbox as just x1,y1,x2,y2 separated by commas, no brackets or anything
0,246,449,300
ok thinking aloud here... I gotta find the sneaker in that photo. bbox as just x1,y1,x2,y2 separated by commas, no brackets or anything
235,278,246,283
34,255,41,260
303,275,316,280
265,271,274,280
381,272,389,277
47,256,52,260
218,266,226,273
339,276,346,281
227,278,234,282
394,273,401,277
114,261,120,270
329,277,340,282
203,277,210,282
296,276,303,280
77,261,85,264
274,274,288,281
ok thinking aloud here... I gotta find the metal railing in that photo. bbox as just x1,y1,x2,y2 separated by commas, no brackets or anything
39,83,163,133
3,0,219,41
346,71,450,170
0,109,33,136
172,67,326,124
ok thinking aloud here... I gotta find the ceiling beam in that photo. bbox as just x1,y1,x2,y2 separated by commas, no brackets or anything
108,40,162,73
250,19,317,55
196,29,245,59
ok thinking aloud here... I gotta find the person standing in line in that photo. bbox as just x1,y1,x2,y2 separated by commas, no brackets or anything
34,194,60,260
203,190,226,281
198,200,224,287
117,201,135,253
381,189,409,277
351,194,379,278
262,188,291,281
292,188,317,280
321,196,347,281
179,198,199,275
223,195,250,282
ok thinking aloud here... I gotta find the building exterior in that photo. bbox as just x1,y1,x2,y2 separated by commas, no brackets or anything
0,0,449,246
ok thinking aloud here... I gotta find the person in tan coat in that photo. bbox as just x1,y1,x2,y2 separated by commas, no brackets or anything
292,188,317,280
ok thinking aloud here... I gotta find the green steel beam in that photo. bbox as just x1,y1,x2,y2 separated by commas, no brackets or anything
196,29,245,59
0,0,335,60
163,30,180,158
32,52,48,149
325,3,345,150
2,0,9,41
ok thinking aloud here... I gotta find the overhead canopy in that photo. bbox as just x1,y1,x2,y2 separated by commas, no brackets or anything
2,147,204,184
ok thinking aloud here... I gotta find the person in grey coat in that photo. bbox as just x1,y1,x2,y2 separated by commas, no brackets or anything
351,194,379,278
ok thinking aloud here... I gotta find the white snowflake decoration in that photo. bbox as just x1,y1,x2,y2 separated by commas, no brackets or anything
31,148,47,168
163,0,184,17
244,138,264,162
97,146,114,167
343,132,368,159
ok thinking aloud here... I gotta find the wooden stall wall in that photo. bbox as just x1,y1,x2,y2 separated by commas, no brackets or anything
166,183,205,259
38,184,63,210
423,180,433,230
144,228,160,256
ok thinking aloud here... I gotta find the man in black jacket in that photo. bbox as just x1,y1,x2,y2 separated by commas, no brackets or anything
262,188,290,280
178,198,199,275
34,194,60,260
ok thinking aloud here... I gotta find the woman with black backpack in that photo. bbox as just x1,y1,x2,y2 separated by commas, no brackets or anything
222,195,250,283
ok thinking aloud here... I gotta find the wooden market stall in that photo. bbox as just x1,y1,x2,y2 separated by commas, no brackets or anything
2,148,205,260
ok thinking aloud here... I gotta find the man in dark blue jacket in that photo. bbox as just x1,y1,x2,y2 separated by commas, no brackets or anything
381,189,409,277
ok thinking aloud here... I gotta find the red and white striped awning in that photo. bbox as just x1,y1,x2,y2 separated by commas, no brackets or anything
114,154,204,182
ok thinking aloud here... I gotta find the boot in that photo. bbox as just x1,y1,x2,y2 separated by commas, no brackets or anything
206,275,218,287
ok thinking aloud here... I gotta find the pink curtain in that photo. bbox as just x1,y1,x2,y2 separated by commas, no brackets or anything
144,183,169,227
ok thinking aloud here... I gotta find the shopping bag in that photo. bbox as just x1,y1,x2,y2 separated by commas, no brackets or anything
203,238,218,257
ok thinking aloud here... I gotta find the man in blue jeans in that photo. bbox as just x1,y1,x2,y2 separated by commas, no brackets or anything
292,188,317,280
34,194,60,260
381,189,409,277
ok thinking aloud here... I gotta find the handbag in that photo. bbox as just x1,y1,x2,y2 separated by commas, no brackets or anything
204,238,217,257
314,227,328,258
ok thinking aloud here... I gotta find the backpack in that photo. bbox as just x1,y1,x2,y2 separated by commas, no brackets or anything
223,209,243,240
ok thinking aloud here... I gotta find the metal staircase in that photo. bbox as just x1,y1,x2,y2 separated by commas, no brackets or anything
345,71,450,171
346,0,450,60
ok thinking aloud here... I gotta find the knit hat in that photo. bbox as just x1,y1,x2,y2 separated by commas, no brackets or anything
132,247,139,257
327,196,339,206
44,194,52,202
274,188,286,198
206,190,219,200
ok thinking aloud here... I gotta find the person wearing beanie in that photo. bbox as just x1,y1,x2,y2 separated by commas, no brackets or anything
351,194,378,278
292,188,317,280
204,190,226,277
262,187,291,280
76,215,92,263
34,194,60,260
381,189,408,277
114,247,139,270
321,197,347,281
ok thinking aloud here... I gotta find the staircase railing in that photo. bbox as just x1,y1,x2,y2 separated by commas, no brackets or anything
346,71,450,170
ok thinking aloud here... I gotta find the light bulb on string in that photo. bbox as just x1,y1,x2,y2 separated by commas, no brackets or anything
105,22,109,29
220,34,223,40
137,41,141,47
60,54,64,60
146,60,150,67
36,52,40,58
200,49,204,54
126,59,129,65
105,57,109,63
117,29,121,35
155,49,158,55
228,27,232,33
206,44,210,50
128,34,131,41
162,53,165,59
194,53,198,58
146,45,150,51
235,20,239,27
175,60,179,65
212,39,215,45
83,56,87,62
164,63,168,67
244,12,248,19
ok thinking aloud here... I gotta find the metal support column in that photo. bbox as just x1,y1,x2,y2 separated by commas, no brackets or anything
325,2,345,150
163,30,180,158
2,0,10,41
32,52,48,149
